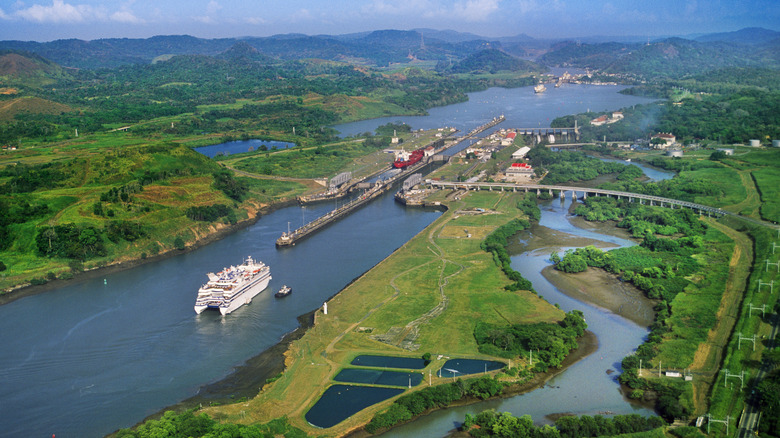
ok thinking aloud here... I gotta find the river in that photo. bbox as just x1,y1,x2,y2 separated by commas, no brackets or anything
0,84,659,438
381,196,661,437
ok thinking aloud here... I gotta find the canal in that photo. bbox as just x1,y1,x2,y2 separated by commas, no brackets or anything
0,83,658,437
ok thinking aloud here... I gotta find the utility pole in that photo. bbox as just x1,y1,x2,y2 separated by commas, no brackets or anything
749,303,767,318
707,414,730,434
737,332,757,351
758,280,775,294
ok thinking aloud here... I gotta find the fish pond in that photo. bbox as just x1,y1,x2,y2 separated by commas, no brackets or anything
438,359,506,378
334,369,424,387
350,355,427,369
305,385,405,429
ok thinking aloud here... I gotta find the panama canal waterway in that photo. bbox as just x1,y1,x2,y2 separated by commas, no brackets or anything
0,83,659,437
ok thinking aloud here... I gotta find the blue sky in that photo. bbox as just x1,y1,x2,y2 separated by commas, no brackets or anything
0,0,777,42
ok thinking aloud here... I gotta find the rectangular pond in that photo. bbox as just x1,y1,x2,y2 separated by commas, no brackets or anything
334,368,423,387
350,355,427,369
438,359,505,378
305,384,405,429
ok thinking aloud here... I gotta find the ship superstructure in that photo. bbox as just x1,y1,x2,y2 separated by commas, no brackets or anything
393,148,425,168
194,256,271,315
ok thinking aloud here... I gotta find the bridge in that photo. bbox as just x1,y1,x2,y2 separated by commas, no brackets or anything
427,181,729,217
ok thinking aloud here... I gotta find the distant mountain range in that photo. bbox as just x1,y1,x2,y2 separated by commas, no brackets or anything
0,27,776,78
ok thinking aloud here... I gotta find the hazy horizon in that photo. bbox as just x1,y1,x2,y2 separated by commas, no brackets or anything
0,0,777,43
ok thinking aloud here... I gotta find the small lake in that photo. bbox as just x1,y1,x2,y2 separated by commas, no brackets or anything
351,355,427,369
334,369,424,387
305,385,405,429
194,139,295,158
438,359,506,378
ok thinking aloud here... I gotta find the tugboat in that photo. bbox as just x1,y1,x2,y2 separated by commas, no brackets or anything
275,285,292,298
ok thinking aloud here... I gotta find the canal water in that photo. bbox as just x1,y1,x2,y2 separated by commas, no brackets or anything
0,84,659,438
0,192,441,438
334,84,655,144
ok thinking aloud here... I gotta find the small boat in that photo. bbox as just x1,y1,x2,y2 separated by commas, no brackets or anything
275,285,292,298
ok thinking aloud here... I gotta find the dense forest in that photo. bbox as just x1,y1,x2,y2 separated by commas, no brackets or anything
538,34,780,80
0,48,544,146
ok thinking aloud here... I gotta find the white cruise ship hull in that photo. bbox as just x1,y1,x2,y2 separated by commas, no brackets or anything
194,274,271,315
194,256,271,316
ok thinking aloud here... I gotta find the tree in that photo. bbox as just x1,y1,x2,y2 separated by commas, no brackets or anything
174,236,186,250
557,253,587,273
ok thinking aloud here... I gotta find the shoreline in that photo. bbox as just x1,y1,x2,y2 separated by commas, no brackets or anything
109,310,317,435
0,198,299,306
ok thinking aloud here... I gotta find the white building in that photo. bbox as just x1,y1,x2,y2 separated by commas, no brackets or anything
512,146,531,159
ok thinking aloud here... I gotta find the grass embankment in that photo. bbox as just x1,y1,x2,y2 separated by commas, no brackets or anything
222,128,445,180
0,138,310,292
1,124,447,293
204,190,563,436
606,147,780,428
704,221,779,436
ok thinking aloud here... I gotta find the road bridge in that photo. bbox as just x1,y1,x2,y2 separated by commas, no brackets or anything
427,181,729,217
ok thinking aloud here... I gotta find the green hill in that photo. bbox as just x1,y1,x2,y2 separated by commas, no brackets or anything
0,51,70,87
449,49,544,74
539,38,780,79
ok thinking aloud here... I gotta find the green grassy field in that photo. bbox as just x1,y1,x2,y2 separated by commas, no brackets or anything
204,189,564,435
652,225,734,369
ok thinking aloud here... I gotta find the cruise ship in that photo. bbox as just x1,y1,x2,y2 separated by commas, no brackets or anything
194,256,271,315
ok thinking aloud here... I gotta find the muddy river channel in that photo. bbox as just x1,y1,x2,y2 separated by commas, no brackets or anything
382,197,658,437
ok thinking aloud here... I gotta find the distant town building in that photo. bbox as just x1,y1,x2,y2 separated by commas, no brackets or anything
651,133,676,149
717,148,734,155
590,112,624,126
666,149,683,157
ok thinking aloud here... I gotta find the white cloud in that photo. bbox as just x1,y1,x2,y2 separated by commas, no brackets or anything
0,7,8,20
245,16,267,25
452,0,500,21
15,0,101,23
111,9,142,24
11,0,143,24
206,0,222,15
362,0,440,19
516,0,563,15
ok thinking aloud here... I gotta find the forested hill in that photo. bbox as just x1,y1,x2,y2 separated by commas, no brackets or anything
0,50,71,86
694,27,780,45
448,49,546,74
538,36,780,79
0,31,500,70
